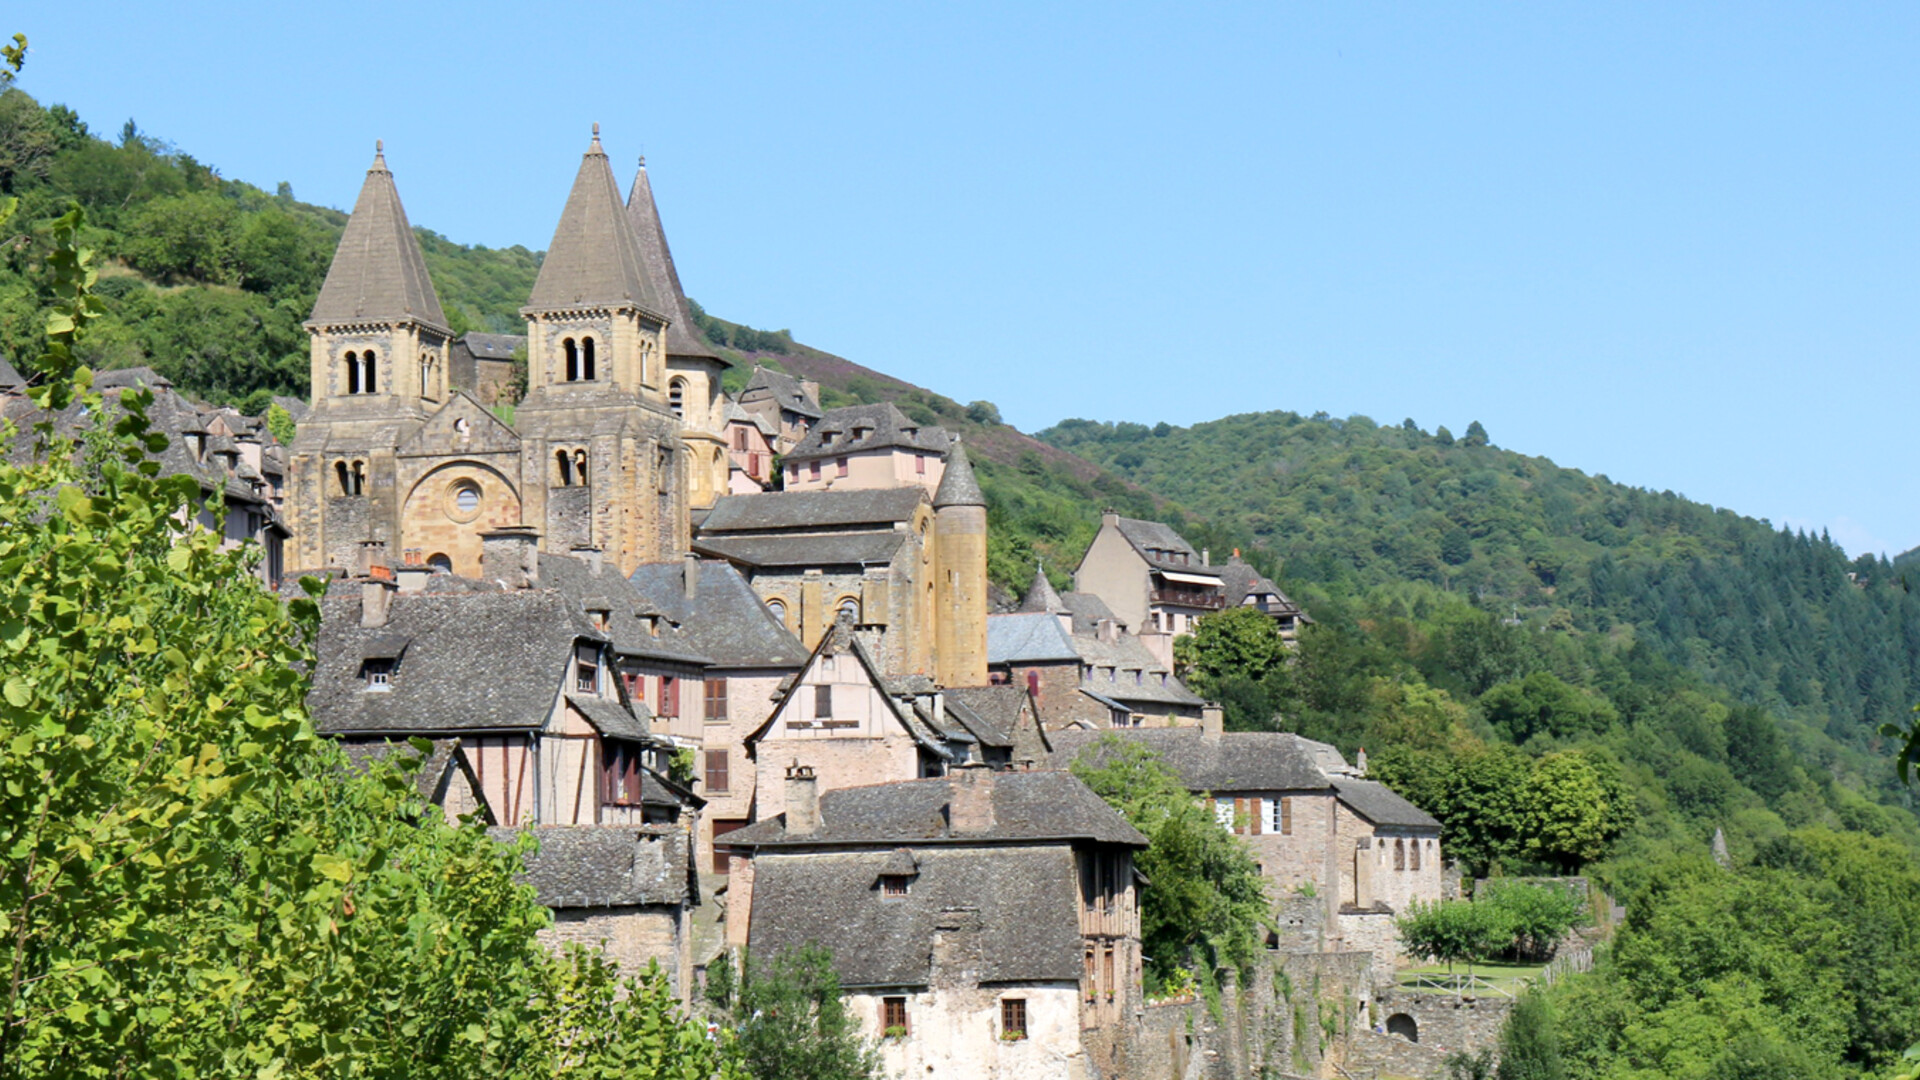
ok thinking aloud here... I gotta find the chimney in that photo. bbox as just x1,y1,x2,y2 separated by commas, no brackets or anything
1202,548,1211,567
683,552,700,599
481,526,541,589
570,546,603,575
785,762,819,836
1355,746,1368,777
948,763,996,836
357,539,389,578
799,378,821,404
932,691,945,729
1202,704,1224,739
361,574,395,628
395,565,430,593
1097,618,1118,644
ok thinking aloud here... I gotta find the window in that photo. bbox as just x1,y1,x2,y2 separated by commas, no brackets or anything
555,449,574,486
915,453,926,475
670,379,686,419
362,658,394,690
837,597,860,623
711,819,747,873
362,350,377,394
881,997,909,1036
563,338,579,381
766,598,787,625
880,874,910,897
603,741,644,805
814,684,833,719
704,748,730,794
1026,670,1040,696
1001,998,1027,1041
1394,838,1406,871
1084,946,1097,1002
788,463,798,481
581,336,596,381
574,449,589,485
449,481,482,521
588,609,609,632
1102,944,1115,1002
1410,837,1422,871
808,460,821,481
575,645,600,693
704,678,728,722
1214,799,1235,831
733,427,749,451
344,351,360,395
836,456,849,478
427,553,452,574
658,675,679,718
1270,796,1292,835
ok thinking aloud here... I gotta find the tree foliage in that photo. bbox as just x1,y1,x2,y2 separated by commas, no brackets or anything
728,946,879,1080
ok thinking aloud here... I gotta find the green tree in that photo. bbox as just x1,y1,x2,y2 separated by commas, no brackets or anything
1494,990,1565,1080
1479,672,1617,744
1175,604,1291,703
1521,751,1631,872
1479,881,1584,963
1396,898,1511,989
1069,738,1269,997
734,945,880,1080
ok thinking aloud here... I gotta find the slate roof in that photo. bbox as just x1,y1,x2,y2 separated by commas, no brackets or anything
1217,555,1305,617
490,826,691,908
786,402,950,462
536,552,709,666
308,583,656,738
718,769,1147,849
747,846,1083,989
932,439,984,508
695,532,907,569
722,397,779,438
336,737,475,807
1019,566,1065,614
1110,516,1223,578
526,130,666,316
987,613,1081,665
1058,591,1121,634
308,146,448,330
455,332,525,362
944,686,1046,755
627,559,808,669
742,366,823,419
1332,779,1441,831
1051,728,1341,792
570,694,651,740
698,487,926,533
626,160,724,363
0,355,25,391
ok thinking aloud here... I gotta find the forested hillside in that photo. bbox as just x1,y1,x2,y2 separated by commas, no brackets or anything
0,88,537,411
1041,412,1920,757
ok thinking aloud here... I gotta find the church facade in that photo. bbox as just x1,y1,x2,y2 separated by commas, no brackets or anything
287,130,729,579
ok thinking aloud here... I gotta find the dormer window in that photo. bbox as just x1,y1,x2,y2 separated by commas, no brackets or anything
575,644,601,694
880,875,911,897
362,658,395,691
588,609,610,632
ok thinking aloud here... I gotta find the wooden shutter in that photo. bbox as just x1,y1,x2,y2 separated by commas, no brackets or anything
705,748,729,794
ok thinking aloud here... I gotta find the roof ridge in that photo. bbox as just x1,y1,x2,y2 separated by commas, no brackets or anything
526,127,666,316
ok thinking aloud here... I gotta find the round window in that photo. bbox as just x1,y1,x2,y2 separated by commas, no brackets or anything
446,480,483,523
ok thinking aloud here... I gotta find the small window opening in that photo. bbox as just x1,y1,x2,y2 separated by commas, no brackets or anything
344,351,361,395
882,997,909,1037
814,684,833,719
362,658,394,690
837,597,860,623
362,351,377,394
563,338,579,382
556,449,574,486
704,748,730,794
582,336,596,380
670,379,686,419
575,646,600,693
880,874,910,897
1394,838,1406,871
1001,998,1027,1041
574,448,589,485
427,553,452,573
836,456,849,478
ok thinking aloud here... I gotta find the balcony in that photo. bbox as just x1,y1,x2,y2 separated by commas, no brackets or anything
1150,588,1225,611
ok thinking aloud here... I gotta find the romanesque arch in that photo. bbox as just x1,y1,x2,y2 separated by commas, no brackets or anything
400,461,523,578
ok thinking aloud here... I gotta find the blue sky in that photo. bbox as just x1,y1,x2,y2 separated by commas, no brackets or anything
17,3,1920,556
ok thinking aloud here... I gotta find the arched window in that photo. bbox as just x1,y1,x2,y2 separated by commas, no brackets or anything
574,448,589,485
765,598,787,625
344,351,360,395
1409,838,1421,871
363,351,377,394
581,337,596,381
563,338,579,382
351,461,367,495
427,553,452,573
555,448,573,486
1393,838,1406,871
837,597,860,623
669,378,686,419
335,460,352,494
420,353,432,396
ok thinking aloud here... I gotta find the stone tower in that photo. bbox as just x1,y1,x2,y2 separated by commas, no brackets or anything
289,143,457,572
625,157,732,510
932,439,988,687
514,126,690,571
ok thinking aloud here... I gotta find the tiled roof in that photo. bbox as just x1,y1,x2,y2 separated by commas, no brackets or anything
785,402,950,462
490,825,691,908
1051,728,1341,793
336,737,474,807
1018,566,1065,614
0,355,24,390
627,559,808,670
718,770,1147,849
308,146,448,330
1111,516,1222,578
747,846,1083,989
1217,555,1304,616
742,367,823,419
1332,779,1441,831
625,160,723,363
455,332,525,361
536,552,710,666
698,487,926,533
526,131,666,316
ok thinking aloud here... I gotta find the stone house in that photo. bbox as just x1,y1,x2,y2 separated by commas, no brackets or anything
446,332,524,406
1051,723,1443,979
721,398,778,492
718,766,1148,1079
779,401,951,495
337,737,493,825
693,441,988,687
627,557,810,861
3,366,290,588
1216,550,1309,643
492,824,698,997
736,365,822,453
305,533,692,828
1072,513,1226,659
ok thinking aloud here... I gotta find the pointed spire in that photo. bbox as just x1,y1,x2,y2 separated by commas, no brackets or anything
526,126,665,314
933,438,985,509
1020,562,1065,614
308,144,447,329
625,155,722,362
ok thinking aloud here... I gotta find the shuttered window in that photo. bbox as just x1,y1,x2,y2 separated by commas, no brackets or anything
704,678,728,722
705,749,730,794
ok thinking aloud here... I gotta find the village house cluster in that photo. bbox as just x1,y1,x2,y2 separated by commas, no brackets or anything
4,131,1452,1077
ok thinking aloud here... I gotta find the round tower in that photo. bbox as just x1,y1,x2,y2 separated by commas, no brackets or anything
932,439,988,687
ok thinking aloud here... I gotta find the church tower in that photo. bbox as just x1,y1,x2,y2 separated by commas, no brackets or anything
289,143,455,571
515,126,689,571
626,157,733,510
932,439,988,687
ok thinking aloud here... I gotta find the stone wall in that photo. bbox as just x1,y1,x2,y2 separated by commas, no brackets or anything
1356,991,1513,1077
538,905,684,990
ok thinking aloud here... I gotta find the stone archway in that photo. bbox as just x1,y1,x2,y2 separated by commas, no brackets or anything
401,462,522,578
1386,1013,1418,1043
